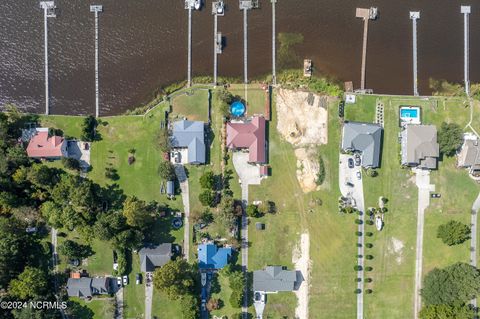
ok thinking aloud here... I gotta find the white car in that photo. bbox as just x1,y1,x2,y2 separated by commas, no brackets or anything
123,275,128,286
116,277,122,287
356,171,362,180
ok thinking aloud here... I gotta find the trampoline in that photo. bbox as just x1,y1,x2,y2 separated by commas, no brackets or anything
230,101,246,117
172,217,183,229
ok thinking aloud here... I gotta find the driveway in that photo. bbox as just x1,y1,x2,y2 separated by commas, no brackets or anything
115,287,124,319
232,152,261,319
470,193,480,307
145,272,153,319
413,168,435,319
339,154,365,319
175,165,190,261
67,141,91,170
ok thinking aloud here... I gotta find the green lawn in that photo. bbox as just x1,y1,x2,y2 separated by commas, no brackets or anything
70,296,116,319
123,253,145,319
40,115,85,139
171,89,210,122
229,84,267,117
151,289,183,319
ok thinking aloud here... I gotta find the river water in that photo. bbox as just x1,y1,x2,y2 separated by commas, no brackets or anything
0,0,478,115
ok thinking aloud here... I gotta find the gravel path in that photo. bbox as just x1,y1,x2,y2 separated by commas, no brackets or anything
293,233,310,319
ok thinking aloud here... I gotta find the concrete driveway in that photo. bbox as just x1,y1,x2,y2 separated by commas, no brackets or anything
233,152,262,186
413,168,435,319
145,272,153,319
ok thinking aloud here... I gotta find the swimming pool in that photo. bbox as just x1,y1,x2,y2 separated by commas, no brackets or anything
399,106,421,124
230,101,246,117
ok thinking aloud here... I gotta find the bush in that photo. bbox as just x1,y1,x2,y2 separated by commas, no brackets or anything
200,171,215,190
246,204,261,218
365,243,373,249
62,157,81,171
58,240,93,260
437,220,471,246
353,265,362,271
366,255,374,260
316,155,326,185
365,266,373,271
158,161,176,180
199,190,216,207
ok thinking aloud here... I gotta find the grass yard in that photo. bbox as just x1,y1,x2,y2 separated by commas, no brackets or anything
70,297,116,319
228,83,267,117
123,253,145,319
40,115,86,139
151,289,183,319
171,89,210,122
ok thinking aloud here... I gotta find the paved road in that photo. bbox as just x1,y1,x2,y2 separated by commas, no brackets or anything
241,183,249,319
115,287,124,319
413,169,434,319
145,272,153,319
175,165,190,261
471,193,480,308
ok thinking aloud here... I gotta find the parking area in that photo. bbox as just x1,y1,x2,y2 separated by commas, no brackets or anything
232,152,262,186
200,271,213,319
339,154,363,202
67,140,91,170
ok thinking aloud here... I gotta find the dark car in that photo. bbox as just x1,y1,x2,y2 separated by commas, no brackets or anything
348,158,354,168
430,193,441,198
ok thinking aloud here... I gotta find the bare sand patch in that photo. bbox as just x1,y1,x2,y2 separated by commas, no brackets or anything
276,89,330,193
292,233,310,319
387,237,405,265
276,89,328,146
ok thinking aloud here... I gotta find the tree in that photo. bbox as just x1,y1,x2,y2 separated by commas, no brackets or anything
180,294,199,319
62,157,81,171
8,267,48,300
246,204,261,218
437,220,471,246
81,116,98,142
200,171,215,190
122,196,153,230
438,122,463,157
419,304,475,319
199,190,216,207
158,161,176,180
153,259,196,300
422,262,480,305
228,270,244,308
157,129,170,153
58,240,94,260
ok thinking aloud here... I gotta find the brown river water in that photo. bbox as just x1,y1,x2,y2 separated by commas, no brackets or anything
0,0,479,115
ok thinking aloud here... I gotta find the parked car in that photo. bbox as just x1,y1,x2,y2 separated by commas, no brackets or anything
123,275,128,286
348,158,354,168
430,193,441,198
116,277,122,287
136,273,142,285
354,154,361,166
345,182,354,187
356,171,362,180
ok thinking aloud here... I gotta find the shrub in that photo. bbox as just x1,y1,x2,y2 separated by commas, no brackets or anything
199,190,216,207
246,204,261,218
61,157,80,171
158,161,176,180
438,122,463,157
200,171,215,190
316,155,326,185
81,116,98,142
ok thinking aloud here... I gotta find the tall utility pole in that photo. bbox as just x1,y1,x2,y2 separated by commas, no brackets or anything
40,1,56,115
90,5,103,118
271,0,277,85
410,11,420,97
461,6,471,96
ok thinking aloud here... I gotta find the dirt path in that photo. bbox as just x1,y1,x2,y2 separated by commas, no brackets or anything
293,233,310,319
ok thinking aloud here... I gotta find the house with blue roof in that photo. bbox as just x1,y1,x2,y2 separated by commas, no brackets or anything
198,243,232,270
170,120,206,164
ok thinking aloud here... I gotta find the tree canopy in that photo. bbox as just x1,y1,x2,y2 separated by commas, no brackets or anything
158,161,176,181
153,259,196,300
200,171,215,190
419,304,475,319
8,266,49,300
122,196,154,231
437,220,471,246
438,122,464,157
421,262,480,305
58,240,94,260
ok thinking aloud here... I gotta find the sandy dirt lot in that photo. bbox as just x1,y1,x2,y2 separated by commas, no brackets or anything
292,233,310,319
276,89,329,193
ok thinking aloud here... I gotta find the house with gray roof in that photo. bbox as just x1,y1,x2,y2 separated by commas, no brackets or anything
66,277,111,298
457,134,480,175
139,243,172,272
401,124,439,169
341,122,383,168
170,120,206,164
253,266,298,293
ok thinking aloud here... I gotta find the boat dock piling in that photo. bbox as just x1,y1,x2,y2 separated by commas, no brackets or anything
461,6,471,96
271,0,277,86
212,1,224,85
410,11,420,97
355,7,377,92
39,1,56,115
90,5,103,118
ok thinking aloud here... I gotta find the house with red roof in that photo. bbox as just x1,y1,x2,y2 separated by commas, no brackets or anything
26,128,67,159
226,116,266,163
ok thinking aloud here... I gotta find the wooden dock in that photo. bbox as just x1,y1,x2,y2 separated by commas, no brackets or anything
461,6,471,96
271,0,277,85
410,11,420,97
90,5,103,117
356,7,378,92
40,1,56,115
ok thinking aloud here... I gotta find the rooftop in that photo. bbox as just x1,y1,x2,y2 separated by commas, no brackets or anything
341,122,382,168
171,120,205,164
226,116,266,163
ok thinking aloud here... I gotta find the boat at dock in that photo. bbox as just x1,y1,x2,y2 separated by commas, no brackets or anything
194,0,201,10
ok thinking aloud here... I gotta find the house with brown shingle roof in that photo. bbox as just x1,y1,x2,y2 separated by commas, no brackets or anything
226,116,266,163
26,128,67,159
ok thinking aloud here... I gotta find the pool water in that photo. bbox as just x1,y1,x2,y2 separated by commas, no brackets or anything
400,109,418,118
230,101,246,117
